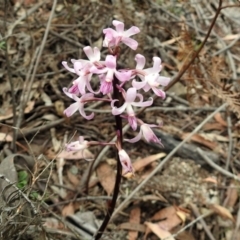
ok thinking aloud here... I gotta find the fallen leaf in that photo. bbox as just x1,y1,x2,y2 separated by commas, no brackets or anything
202,177,218,184
97,163,115,196
176,210,186,223
133,153,166,172
67,170,80,186
200,133,229,142
0,101,35,121
43,217,64,229
0,133,13,142
214,113,227,127
181,133,217,150
62,203,75,217
210,204,234,222
151,206,186,231
224,181,239,208
119,222,145,232
203,122,225,131
129,207,141,240
144,222,175,240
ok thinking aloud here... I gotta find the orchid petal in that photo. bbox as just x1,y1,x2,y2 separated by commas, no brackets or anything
62,61,75,73
152,57,162,73
124,26,140,37
152,87,166,99
135,54,145,70
125,88,137,103
132,97,153,107
112,20,124,33
132,79,147,89
105,55,116,69
112,103,127,115
124,131,142,143
122,37,138,50
64,102,79,117
63,87,74,99
79,107,94,120
115,70,132,82
128,115,138,131
156,76,171,86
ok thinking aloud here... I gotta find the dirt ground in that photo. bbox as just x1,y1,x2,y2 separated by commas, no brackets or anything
1,0,240,239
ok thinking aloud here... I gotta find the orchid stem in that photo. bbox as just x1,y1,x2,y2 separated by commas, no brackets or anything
94,75,122,240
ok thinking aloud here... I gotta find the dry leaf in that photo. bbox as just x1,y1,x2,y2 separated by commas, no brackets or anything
129,207,141,240
181,133,217,150
119,222,145,232
151,206,185,231
224,181,239,208
97,163,115,196
203,122,225,131
43,217,64,229
0,133,13,142
67,170,80,186
214,113,227,127
200,133,229,142
144,222,175,240
62,203,75,217
210,204,234,222
133,153,166,172
202,177,218,184
176,211,186,223
0,101,34,121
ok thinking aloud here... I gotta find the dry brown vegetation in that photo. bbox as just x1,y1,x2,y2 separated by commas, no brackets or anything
1,0,240,239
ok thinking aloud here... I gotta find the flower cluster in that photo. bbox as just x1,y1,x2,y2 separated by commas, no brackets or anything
62,20,170,175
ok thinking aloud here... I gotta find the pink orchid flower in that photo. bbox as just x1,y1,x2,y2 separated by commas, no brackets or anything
103,20,140,50
66,136,89,151
132,54,170,98
125,123,163,145
91,55,132,95
63,61,99,95
111,87,153,130
63,89,94,120
118,149,134,175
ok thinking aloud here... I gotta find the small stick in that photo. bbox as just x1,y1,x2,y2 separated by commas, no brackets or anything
197,148,240,181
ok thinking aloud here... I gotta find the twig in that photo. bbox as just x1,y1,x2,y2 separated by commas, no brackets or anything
4,0,17,151
164,0,223,92
5,1,45,39
226,115,233,170
197,148,240,181
169,210,213,240
111,103,227,220
15,0,58,136
50,30,84,48
16,118,65,139
190,203,216,240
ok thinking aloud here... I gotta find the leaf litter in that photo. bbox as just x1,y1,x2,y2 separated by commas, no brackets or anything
0,0,240,239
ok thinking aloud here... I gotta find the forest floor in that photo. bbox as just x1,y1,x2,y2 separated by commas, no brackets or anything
0,0,240,239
